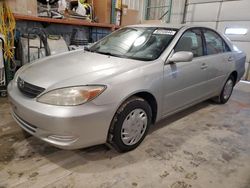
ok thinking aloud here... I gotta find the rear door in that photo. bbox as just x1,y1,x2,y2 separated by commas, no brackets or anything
163,29,211,115
201,29,233,94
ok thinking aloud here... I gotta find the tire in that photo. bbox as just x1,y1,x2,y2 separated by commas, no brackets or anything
0,91,7,97
108,97,152,152
21,129,32,138
213,75,235,104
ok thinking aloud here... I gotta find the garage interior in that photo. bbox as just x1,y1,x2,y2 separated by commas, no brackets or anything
0,0,250,188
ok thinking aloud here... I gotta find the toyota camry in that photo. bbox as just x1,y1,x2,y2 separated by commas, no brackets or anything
8,24,246,152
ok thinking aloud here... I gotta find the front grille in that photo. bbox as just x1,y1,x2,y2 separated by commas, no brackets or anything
17,77,45,98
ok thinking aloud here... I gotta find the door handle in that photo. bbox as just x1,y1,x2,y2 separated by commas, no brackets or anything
201,63,208,70
228,56,234,62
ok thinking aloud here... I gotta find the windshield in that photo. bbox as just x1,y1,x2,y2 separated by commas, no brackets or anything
88,27,178,61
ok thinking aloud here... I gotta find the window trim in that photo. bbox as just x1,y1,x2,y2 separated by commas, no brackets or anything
173,28,206,59
201,28,231,56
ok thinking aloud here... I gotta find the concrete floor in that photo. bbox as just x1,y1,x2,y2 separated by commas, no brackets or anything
0,82,250,188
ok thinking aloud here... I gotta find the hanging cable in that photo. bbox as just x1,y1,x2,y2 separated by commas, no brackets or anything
0,2,16,71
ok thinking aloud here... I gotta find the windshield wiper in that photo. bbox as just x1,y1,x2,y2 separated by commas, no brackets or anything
95,51,124,58
88,47,128,59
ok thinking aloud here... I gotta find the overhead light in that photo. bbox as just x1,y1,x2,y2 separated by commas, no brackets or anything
225,28,248,35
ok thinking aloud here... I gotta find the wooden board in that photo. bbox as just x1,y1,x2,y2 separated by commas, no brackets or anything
92,0,112,24
14,14,119,31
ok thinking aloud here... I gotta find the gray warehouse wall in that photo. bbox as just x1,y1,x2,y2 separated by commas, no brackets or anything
122,0,146,21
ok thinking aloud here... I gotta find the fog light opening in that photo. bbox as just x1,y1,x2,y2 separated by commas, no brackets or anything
48,135,77,142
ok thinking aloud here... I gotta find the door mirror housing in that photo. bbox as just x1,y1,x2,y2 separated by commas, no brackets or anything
168,51,193,63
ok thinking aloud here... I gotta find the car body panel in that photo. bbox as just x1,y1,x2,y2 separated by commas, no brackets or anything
163,56,213,115
18,50,147,89
8,81,116,149
8,24,246,149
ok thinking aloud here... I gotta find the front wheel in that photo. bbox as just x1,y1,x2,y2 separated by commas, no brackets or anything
213,76,235,104
108,97,152,152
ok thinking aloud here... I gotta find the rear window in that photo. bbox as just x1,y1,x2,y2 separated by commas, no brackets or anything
204,30,231,55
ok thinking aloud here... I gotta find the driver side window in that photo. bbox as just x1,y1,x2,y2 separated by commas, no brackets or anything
175,29,203,58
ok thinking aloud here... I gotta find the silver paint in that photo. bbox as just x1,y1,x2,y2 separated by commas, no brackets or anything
121,108,148,145
7,24,246,149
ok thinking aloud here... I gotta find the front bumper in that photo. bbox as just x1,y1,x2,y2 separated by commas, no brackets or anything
7,81,115,149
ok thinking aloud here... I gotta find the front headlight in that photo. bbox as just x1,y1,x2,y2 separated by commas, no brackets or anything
37,86,106,106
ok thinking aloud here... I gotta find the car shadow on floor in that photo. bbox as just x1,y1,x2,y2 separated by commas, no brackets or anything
19,101,211,172
149,101,210,134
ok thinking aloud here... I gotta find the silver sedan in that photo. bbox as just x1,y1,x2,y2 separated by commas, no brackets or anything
8,24,246,152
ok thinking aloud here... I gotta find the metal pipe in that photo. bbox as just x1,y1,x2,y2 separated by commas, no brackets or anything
182,0,188,24
146,5,169,9
246,61,250,81
0,37,6,88
28,33,30,63
168,0,173,23
144,0,150,20
159,10,168,20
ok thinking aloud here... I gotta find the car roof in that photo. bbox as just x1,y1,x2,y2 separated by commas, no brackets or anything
126,23,186,29
125,23,212,31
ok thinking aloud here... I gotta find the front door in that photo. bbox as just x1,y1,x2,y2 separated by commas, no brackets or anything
162,29,210,115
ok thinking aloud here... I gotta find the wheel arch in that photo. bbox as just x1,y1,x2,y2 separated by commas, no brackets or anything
133,92,158,124
112,90,158,125
106,91,158,151
230,71,238,85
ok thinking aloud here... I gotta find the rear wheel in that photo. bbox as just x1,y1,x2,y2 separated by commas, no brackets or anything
108,97,152,152
213,76,235,104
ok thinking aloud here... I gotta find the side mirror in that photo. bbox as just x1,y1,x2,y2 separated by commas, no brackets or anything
168,51,193,63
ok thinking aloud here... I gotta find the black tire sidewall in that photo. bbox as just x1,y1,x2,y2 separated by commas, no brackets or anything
219,76,235,104
110,98,152,152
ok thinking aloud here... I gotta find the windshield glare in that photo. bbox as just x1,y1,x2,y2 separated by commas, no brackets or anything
89,27,178,61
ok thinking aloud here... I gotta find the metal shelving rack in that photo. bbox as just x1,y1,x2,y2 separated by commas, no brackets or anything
0,36,7,97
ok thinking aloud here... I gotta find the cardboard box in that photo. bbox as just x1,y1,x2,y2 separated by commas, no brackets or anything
92,0,111,24
121,5,139,26
6,0,37,16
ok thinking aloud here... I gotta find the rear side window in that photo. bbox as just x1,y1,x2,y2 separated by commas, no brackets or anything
175,29,203,58
203,30,231,55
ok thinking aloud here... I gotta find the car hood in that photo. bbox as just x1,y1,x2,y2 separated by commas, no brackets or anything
18,50,145,89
